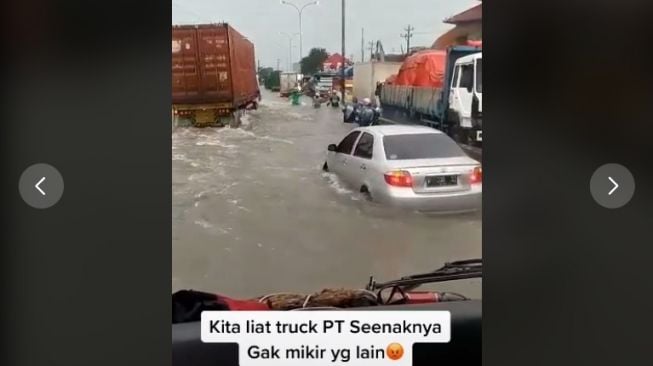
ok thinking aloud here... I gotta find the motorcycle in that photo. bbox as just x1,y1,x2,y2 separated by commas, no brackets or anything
357,105,382,126
343,102,381,126
327,95,341,108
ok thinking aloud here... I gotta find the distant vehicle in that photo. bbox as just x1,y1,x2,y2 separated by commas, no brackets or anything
323,125,481,212
279,72,299,97
313,72,336,95
265,70,281,91
172,23,260,127
381,47,482,146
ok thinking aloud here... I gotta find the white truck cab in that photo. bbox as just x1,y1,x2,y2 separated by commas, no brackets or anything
449,52,482,143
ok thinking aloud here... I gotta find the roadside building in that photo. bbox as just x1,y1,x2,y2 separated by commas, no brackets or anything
432,1,482,49
323,53,351,72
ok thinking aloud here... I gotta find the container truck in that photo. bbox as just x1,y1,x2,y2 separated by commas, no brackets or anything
380,46,482,146
172,23,260,127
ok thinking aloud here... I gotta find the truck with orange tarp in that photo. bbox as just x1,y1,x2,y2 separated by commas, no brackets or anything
380,46,482,146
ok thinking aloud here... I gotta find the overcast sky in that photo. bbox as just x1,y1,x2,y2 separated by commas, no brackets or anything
172,0,478,69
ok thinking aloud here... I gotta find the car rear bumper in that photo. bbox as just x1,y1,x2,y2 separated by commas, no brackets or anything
380,186,482,213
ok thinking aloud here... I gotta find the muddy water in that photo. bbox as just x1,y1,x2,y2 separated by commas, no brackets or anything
172,91,481,298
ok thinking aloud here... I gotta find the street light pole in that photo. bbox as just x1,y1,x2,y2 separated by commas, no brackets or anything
281,0,319,61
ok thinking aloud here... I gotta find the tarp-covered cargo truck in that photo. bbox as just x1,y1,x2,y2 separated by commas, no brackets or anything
172,24,260,127
380,46,482,146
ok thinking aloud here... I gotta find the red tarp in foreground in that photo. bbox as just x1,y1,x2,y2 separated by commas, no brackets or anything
392,50,447,88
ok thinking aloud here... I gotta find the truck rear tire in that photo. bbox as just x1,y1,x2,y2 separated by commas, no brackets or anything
228,111,242,128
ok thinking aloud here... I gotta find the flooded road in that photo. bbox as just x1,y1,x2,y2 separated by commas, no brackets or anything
172,90,481,298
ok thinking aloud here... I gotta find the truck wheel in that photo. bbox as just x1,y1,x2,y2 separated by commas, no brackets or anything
229,111,242,128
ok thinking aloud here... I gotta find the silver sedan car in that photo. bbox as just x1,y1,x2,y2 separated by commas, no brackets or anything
323,125,482,212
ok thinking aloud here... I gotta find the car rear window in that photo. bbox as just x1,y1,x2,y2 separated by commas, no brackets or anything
383,133,465,160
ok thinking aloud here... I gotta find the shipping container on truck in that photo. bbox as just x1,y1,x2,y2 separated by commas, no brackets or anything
380,46,482,146
172,23,260,127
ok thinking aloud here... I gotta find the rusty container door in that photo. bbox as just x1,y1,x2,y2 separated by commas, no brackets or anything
196,25,233,104
172,27,202,104
227,25,259,108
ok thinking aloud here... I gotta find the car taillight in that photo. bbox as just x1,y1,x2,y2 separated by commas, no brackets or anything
470,166,482,184
384,171,413,187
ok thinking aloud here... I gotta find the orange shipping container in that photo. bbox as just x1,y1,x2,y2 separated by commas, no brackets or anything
172,24,259,108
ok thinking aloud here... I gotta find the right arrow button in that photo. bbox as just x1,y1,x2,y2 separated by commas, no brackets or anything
590,164,635,209
608,176,619,196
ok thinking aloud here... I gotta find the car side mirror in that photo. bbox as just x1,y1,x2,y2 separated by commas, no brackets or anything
328,144,337,152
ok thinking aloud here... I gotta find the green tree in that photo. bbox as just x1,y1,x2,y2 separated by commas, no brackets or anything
300,48,329,75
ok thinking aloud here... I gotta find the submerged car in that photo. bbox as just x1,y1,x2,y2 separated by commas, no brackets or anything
323,125,482,212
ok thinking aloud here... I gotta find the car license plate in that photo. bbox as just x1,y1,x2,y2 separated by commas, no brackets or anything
426,175,458,187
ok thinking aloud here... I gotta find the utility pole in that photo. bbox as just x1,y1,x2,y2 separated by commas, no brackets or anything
400,25,415,55
288,38,292,71
340,0,345,98
367,41,375,61
361,28,365,62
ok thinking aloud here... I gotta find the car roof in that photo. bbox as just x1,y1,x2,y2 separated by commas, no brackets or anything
356,125,443,136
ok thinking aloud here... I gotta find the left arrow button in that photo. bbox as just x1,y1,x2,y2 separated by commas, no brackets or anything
19,164,64,209
35,177,46,196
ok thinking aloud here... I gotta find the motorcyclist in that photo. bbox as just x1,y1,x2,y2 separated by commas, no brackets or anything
357,98,375,127
313,94,322,108
327,90,341,108
343,96,359,123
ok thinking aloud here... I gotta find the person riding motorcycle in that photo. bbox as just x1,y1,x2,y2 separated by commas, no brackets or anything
357,98,377,127
326,90,341,108
343,96,360,123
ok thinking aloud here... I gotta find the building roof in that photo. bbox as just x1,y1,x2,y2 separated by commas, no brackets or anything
432,23,480,49
444,3,482,24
